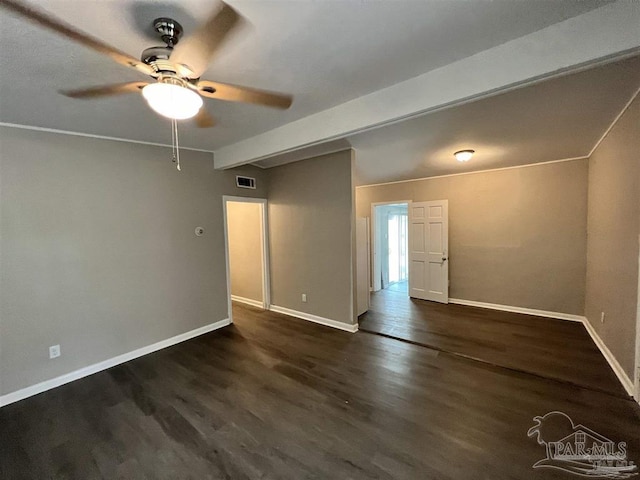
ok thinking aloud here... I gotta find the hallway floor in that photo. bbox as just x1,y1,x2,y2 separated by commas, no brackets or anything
383,280,408,293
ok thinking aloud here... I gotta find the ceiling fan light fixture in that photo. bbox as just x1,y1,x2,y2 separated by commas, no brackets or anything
142,83,203,120
454,149,475,162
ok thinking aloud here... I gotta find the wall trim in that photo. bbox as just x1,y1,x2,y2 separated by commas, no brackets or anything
269,305,358,333
0,318,230,408
0,122,214,153
231,295,264,309
356,156,588,189
582,317,635,397
587,84,640,157
449,298,585,322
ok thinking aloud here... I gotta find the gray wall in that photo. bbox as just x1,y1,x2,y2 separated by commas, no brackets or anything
0,126,267,396
585,95,640,379
356,159,588,315
227,201,263,303
268,150,355,325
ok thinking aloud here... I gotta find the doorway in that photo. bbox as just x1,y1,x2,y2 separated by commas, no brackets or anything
372,202,409,294
223,196,270,322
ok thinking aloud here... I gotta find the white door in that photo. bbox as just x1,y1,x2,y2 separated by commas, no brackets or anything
409,200,449,303
356,217,370,316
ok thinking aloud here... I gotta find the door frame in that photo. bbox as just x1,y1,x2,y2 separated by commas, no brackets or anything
371,200,411,292
356,216,371,316
635,239,640,403
222,196,271,323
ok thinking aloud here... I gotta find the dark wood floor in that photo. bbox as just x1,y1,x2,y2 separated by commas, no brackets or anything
359,287,628,397
1,303,639,479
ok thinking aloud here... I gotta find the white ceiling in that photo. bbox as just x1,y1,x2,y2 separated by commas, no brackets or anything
346,55,640,185
0,0,612,150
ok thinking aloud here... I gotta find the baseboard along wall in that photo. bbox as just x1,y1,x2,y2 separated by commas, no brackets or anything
449,298,585,322
230,295,264,309
0,318,231,408
581,317,635,397
269,305,358,333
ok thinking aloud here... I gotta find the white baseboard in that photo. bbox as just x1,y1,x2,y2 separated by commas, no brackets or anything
582,317,634,397
269,305,358,333
449,298,585,322
231,295,264,309
0,318,231,408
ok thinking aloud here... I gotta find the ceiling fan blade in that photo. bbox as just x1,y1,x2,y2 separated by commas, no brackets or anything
194,109,216,128
0,0,154,76
61,82,149,99
170,2,243,78
197,80,293,109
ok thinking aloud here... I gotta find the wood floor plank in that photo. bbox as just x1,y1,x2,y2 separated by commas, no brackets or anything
1,302,639,479
359,287,627,396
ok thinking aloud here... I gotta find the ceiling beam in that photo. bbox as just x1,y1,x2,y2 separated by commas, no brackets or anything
214,1,640,169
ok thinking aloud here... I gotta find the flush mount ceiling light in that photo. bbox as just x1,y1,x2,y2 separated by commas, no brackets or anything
454,149,475,162
142,82,203,120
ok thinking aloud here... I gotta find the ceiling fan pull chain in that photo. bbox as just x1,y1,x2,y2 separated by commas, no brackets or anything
169,118,181,172
174,119,181,172
171,118,176,162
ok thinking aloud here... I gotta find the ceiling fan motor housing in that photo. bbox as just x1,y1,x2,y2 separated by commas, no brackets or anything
153,18,183,47
141,18,185,74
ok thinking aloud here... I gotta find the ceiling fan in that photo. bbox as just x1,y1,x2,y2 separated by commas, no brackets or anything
0,0,293,128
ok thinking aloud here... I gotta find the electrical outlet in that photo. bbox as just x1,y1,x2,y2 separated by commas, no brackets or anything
49,345,61,359
600,312,605,324
302,293,307,303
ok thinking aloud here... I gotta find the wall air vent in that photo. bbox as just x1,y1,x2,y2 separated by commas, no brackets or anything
236,176,256,189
